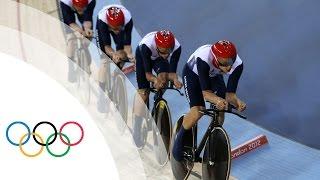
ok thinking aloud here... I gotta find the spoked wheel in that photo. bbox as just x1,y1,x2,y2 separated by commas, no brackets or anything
202,127,231,180
112,75,128,134
170,116,194,180
152,99,172,166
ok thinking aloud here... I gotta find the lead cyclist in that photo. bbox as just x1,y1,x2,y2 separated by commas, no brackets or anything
172,40,246,161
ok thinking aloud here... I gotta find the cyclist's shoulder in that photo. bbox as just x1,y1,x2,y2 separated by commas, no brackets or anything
191,45,212,61
139,32,157,47
60,0,72,7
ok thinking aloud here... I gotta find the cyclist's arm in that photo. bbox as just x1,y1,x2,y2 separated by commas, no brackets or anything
169,46,181,72
60,2,80,32
123,19,134,58
226,63,243,93
97,19,114,56
140,45,156,83
69,23,83,34
226,63,243,106
83,0,96,23
83,21,92,31
197,58,222,104
168,46,182,81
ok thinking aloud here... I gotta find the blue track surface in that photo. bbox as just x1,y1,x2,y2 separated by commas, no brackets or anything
91,0,320,179
120,0,320,150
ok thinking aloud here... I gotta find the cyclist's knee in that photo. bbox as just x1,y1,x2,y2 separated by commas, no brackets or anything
137,89,149,102
183,106,204,129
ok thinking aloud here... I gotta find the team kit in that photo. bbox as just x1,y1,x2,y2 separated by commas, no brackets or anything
52,0,247,179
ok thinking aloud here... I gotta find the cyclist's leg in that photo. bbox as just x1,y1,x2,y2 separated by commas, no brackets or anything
133,47,150,146
210,75,227,125
152,57,169,85
66,31,77,82
172,64,205,161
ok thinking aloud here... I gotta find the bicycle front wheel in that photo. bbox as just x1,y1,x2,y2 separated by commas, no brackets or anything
112,74,128,134
202,127,231,180
76,49,91,105
152,99,172,166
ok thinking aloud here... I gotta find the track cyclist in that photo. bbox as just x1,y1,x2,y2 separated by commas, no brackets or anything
172,40,246,161
59,0,96,82
96,4,135,112
132,30,183,146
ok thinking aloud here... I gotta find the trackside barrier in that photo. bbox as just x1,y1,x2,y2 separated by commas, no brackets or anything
231,134,268,159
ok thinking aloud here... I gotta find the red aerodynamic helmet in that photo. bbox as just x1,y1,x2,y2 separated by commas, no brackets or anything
72,0,88,8
155,30,175,49
106,7,125,27
211,40,237,68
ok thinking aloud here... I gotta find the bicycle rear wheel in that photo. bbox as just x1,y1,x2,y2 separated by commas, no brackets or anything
112,75,128,134
152,99,172,166
132,94,148,149
202,127,231,180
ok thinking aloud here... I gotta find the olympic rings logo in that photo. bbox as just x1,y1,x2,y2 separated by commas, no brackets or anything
6,121,84,157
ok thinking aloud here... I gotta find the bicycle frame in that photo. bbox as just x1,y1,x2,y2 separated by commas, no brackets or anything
148,82,184,113
192,105,247,162
193,109,218,162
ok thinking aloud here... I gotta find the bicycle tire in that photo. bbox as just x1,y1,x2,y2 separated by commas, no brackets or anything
112,75,128,134
202,127,231,180
170,115,194,180
152,99,172,166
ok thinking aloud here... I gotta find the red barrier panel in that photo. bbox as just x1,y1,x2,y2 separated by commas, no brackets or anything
231,134,268,159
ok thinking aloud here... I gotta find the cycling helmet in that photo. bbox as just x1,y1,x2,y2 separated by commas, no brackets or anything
72,0,88,8
155,30,175,49
211,40,237,68
106,7,125,27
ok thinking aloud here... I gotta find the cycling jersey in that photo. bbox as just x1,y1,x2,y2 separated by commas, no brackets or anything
138,31,181,73
96,5,133,52
183,45,243,107
135,31,182,89
60,0,95,26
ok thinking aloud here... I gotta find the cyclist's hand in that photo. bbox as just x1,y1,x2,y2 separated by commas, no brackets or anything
173,78,183,89
112,53,121,63
236,99,246,112
154,78,164,90
215,98,228,110
127,53,134,60
84,28,93,38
